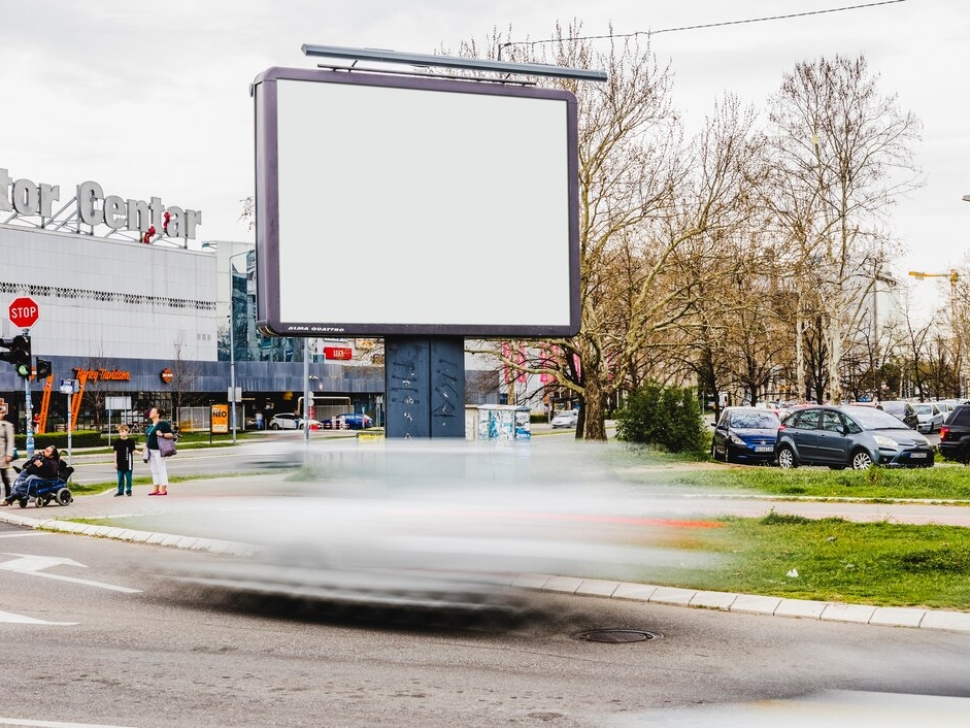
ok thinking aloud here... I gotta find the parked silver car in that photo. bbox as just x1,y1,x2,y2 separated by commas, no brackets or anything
775,405,934,470
550,410,579,429
912,402,944,433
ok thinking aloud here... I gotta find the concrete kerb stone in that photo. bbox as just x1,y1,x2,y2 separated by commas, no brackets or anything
919,610,970,632
689,590,739,611
820,602,877,625
729,594,783,615
774,598,830,619
646,586,696,606
542,576,584,594
611,583,658,602
0,507,257,556
869,606,927,628
575,579,621,598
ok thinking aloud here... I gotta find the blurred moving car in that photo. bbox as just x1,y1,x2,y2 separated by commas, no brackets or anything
938,404,970,463
710,406,780,464
322,413,373,430
912,402,944,433
877,400,919,430
775,405,934,470
550,409,579,429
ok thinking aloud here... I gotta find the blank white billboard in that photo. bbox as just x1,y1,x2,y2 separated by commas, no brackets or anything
253,67,579,337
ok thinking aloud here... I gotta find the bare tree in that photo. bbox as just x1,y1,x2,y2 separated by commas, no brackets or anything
170,333,202,418
767,55,922,403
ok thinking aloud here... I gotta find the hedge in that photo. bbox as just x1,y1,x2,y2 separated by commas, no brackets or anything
14,430,103,451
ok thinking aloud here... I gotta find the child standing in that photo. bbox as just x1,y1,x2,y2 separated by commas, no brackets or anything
113,424,137,497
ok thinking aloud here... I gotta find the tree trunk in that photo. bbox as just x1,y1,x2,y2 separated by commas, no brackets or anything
582,369,608,441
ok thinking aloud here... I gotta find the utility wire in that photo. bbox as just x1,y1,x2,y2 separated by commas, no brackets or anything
498,0,908,56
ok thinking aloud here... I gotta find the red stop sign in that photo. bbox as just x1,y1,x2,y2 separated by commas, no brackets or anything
8,297,40,329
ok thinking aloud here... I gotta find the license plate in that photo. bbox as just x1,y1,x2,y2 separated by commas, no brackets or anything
910,452,927,459
755,446,773,453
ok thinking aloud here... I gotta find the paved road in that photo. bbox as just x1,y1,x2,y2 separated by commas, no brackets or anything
2,517,969,728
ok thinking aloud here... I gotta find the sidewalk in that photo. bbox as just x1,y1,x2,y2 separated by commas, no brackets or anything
4,472,970,634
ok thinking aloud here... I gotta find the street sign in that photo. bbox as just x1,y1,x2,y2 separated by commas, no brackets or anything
8,297,39,329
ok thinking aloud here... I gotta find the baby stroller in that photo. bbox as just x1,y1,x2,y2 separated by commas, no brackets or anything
10,461,74,508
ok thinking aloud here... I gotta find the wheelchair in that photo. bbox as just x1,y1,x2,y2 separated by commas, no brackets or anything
9,463,74,508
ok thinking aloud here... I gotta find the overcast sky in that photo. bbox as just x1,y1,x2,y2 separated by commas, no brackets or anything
1,0,966,314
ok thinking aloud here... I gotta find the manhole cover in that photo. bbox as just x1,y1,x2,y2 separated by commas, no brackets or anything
571,629,662,643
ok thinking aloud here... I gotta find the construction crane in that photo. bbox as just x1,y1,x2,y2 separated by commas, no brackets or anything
909,269,959,288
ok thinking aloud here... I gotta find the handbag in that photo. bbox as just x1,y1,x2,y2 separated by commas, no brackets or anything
11,447,18,461
142,448,150,463
158,435,177,458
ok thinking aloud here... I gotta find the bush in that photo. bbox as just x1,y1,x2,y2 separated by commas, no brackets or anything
615,381,705,455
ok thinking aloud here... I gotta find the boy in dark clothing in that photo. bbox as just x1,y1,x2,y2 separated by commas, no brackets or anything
113,424,137,496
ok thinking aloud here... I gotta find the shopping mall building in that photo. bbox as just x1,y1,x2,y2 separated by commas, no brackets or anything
0,167,427,433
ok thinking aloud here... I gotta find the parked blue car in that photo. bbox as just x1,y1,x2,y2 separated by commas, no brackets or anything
323,413,373,430
710,407,780,465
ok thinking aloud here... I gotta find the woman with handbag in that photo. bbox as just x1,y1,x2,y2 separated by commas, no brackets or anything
144,406,176,496
0,415,16,501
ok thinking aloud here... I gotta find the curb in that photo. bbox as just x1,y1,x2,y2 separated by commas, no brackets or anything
4,510,969,635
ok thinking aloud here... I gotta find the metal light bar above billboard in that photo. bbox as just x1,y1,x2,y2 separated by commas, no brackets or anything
301,44,609,82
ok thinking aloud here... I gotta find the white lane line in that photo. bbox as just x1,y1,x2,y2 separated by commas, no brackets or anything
0,720,138,728
0,555,142,594
0,610,75,625
0,533,49,539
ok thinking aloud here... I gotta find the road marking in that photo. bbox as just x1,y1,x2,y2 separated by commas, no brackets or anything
0,719,138,727
0,532,49,539
0,610,75,626
0,554,142,593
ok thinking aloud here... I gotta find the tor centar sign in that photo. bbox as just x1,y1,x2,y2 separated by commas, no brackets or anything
0,167,202,240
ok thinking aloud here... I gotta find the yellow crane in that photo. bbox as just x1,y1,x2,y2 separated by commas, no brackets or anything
909,269,959,289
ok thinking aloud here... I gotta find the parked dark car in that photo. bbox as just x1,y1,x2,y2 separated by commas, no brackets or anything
775,405,934,470
938,404,970,464
877,400,919,430
710,407,780,465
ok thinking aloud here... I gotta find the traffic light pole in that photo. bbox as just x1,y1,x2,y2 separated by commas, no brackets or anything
22,329,34,457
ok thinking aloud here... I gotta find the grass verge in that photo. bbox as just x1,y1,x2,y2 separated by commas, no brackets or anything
628,513,970,611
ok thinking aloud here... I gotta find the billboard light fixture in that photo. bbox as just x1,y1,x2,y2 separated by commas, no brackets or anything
301,44,608,83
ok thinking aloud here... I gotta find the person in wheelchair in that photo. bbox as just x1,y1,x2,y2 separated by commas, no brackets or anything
1,445,60,506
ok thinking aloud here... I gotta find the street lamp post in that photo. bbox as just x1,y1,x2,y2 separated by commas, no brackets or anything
228,250,250,445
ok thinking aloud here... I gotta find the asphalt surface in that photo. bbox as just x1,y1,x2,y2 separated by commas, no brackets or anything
2,456,970,636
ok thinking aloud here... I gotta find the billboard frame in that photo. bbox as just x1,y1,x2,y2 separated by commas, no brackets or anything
252,66,581,338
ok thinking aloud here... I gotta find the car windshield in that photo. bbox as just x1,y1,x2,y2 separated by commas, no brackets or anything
731,412,779,429
880,402,905,414
842,406,912,430
913,404,934,415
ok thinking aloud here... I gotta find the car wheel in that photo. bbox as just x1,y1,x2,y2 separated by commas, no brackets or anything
710,443,718,461
270,423,280,430
777,445,797,469
851,449,874,470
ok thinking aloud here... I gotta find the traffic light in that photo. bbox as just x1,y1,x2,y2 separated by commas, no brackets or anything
0,335,32,379
35,358,52,379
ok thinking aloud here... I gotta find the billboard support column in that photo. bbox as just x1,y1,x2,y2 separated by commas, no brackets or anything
385,336,464,439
